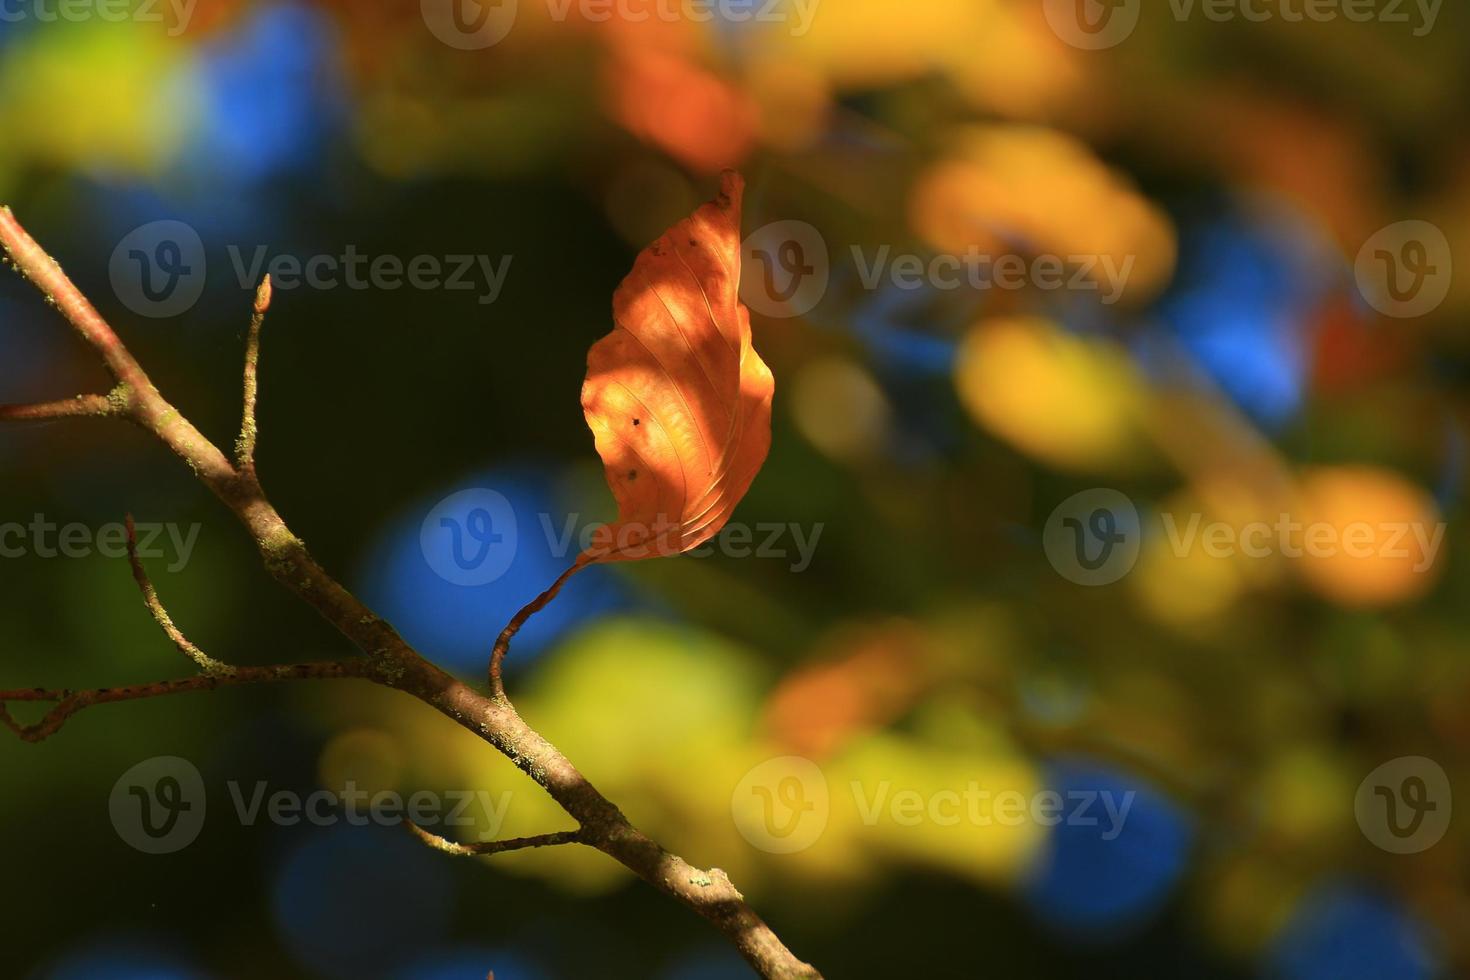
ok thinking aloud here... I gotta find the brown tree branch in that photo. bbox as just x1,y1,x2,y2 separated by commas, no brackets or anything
488,557,586,699
404,821,586,857
236,275,270,472
0,662,381,743
0,207,821,979
3,429,377,742
0,392,122,422
124,513,231,675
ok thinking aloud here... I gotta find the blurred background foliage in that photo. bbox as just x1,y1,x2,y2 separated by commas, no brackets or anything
2,1,1468,977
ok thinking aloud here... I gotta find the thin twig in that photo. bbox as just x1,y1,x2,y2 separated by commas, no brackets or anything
0,206,146,387
124,513,231,675
236,275,271,471
404,820,585,857
489,557,587,699
0,662,378,743
0,393,121,422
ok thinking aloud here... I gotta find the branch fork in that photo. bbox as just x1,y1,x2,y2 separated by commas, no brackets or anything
0,205,821,980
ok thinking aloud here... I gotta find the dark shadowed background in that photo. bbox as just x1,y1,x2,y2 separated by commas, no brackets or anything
2,2,1468,978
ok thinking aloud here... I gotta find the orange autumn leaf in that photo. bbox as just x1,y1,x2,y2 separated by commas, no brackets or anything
580,170,774,564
